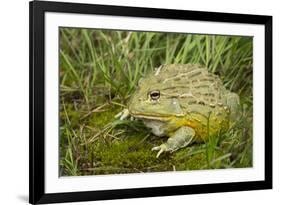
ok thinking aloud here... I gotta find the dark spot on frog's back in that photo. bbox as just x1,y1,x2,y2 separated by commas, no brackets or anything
157,77,164,83
173,77,181,81
201,78,215,83
214,71,221,76
188,70,203,78
203,93,215,97
194,84,209,89
187,99,197,105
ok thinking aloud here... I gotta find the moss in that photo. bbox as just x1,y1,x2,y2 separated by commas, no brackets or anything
88,105,120,128
172,147,206,170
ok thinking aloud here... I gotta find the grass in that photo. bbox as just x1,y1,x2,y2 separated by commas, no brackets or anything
59,28,253,176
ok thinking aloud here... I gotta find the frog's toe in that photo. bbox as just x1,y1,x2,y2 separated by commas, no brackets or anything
115,109,130,120
151,144,169,158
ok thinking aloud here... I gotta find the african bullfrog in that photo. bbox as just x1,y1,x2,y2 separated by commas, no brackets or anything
116,64,240,157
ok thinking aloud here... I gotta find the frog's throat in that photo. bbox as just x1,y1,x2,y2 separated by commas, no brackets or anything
130,112,184,121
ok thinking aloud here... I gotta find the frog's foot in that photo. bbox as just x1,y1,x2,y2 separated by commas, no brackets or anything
152,126,195,158
225,92,241,120
151,144,171,158
114,108,130,120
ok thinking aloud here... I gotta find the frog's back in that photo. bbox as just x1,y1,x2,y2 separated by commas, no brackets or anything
154,64,228,110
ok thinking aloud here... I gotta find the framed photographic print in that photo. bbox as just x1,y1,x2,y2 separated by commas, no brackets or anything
29,0,272,204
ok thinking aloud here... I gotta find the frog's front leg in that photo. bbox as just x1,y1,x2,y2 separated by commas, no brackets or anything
152,126,195,158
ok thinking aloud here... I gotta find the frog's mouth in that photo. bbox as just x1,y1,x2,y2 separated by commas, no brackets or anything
130,111,184,121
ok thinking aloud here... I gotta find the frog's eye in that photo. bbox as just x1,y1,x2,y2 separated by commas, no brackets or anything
149,90,160,101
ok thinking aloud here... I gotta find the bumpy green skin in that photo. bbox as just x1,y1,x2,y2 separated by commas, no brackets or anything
120,64,240,157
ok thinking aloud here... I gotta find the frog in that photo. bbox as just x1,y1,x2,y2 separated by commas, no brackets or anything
115,64,240,158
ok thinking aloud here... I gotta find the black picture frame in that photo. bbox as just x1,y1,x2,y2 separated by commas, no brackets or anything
29,0,272,204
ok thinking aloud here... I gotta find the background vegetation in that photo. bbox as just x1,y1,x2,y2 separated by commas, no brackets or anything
59,28,253,176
